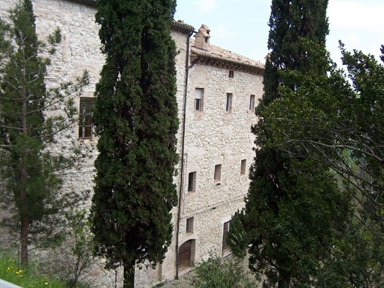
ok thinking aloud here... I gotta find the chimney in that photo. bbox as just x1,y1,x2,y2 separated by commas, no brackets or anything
194,24,210,51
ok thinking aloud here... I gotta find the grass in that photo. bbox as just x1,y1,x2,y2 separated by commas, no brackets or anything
0,251,69,288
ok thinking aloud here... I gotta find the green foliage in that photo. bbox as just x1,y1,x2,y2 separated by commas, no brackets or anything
259,0,329,111
192,254,257,288
29,210,94,288
0,250,66,288
227,211,249,259
66,210,95,288
54,210,95,287
0,0,89,265
90,0,179,287
258,41,384,287
231,0,361,287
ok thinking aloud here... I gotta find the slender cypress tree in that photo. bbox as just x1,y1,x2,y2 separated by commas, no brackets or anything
0,0,89,265
90,1,178,287
229,1,351,287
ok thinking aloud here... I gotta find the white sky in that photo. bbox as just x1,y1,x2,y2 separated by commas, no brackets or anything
174,0,384,66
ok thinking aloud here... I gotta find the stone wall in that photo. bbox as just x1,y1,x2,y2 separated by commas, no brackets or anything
0,1,264,287
178,63,262,265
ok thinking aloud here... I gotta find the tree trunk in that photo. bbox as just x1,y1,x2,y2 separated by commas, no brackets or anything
278,271,291,288
20,51,29,266
20,217,29,265
123,261,135,288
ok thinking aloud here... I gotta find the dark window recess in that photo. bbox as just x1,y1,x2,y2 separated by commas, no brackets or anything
249,95,255,111
195,88,203,111
226,93,232,112
222,221,230,252
214,164,221,182
186,217,194,233
188,172,196,192
241,159,246,175
79,98,94,139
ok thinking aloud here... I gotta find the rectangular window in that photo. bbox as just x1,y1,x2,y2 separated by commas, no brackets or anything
186,217,194,233
229,70,234,78
249,94,255,111
195,88,203,111
222,221,230,252
226,93,232,112
240,159,246,175
188,172,196,192
214,164,221,182
79,98,94,139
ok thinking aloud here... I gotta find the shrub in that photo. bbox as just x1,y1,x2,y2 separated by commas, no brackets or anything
192,253,257,288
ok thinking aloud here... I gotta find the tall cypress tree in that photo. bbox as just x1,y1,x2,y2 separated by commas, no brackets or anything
229,1,351,287
90,1,178,287
0,0,89,265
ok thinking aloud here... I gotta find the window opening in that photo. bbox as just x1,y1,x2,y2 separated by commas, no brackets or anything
241,159,246,175
249,95,255,111
186,217,194,233
222,221,230,253
79,98,94,139
195,88,203,111
188,172,196,192
214,164,221,182
226,93,232,112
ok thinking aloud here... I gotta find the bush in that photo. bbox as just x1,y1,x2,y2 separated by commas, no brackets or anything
0,250,66,287
0,249,89,288
192,253,257,288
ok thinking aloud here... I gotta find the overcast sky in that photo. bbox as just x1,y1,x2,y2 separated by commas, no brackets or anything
174,0,384,66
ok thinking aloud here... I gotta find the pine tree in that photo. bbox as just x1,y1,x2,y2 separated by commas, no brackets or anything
0,0,89,265
229,1,352,287
250,42,384,287
90,1,179,287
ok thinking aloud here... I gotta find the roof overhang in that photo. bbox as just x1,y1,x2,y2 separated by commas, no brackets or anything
191,48,264,75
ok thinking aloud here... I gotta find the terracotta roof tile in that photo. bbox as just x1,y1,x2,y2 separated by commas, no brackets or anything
172,20,195,33
191,40,264,73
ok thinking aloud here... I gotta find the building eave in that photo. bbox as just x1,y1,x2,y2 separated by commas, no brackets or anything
60,0,195,34
191,47,264,75
171,20,195,34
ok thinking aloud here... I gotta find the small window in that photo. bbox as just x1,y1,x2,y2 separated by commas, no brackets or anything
195,88,203,111
225,93,232,112
229,70,234,78
186,217,194,233
222,221,230,252
214,164,221,182
188,172,196,192
79,98,94,139
249,95,255,111
240,159,246,175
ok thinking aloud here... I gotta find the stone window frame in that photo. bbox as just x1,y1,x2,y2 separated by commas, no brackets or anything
78,97,94,139
188,171,196,193
249,94,255,112
214,164,222,183
222,221,230,253
225,93,233,113
195,88,204,111
186,217,194,233
229,70,234,78
240,159,246,176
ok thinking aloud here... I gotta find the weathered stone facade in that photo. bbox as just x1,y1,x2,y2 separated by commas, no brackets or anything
0,1,264,287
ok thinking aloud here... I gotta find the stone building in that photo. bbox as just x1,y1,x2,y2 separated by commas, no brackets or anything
0,0,264,287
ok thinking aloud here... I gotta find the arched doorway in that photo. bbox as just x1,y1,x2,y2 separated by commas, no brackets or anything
178,239,196,270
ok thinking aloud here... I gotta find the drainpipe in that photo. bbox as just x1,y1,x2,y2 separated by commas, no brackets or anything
175,29,194,279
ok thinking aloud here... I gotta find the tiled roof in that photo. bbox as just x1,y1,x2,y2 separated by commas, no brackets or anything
191,40,264,75
171,20,195,33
